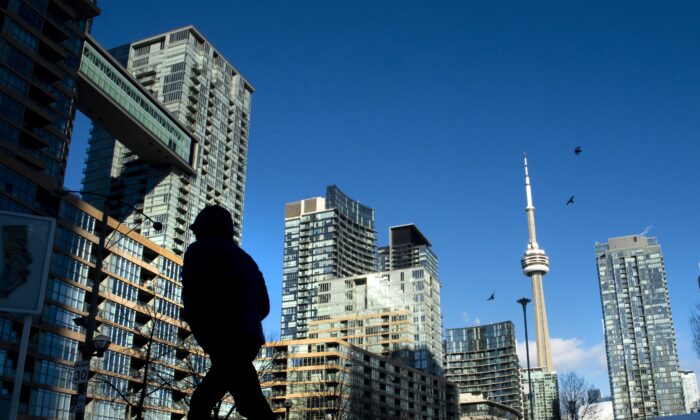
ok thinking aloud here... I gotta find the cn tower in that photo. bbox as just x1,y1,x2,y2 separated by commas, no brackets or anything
521,154,554,373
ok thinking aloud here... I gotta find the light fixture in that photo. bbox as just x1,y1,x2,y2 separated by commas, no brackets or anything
92,334,111,357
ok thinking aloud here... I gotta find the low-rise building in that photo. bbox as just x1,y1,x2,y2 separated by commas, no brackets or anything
257,338,458,419
458,392,521,419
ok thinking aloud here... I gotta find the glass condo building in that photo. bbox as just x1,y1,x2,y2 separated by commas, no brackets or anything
595,235,685,419
281,185,376,340
83,26,254,252
444,321,523,416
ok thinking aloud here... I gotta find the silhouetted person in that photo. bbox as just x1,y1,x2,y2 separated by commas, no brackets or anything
182,205,274,419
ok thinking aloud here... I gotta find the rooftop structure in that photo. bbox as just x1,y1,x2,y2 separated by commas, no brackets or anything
378,224,438,278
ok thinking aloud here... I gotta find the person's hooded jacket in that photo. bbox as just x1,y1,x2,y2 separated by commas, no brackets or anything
182,205,269,351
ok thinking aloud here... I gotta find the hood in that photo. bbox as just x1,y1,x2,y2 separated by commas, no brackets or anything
190,205,235,239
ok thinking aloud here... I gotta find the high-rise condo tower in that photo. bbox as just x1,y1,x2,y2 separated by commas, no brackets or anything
83,26,254,253
520,155,554,373
281,185,376,340
595,235,685,419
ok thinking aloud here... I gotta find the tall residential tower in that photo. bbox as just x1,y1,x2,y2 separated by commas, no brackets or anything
83,26,254,253
595,235,685,419
520,155,554,372
281,185,376,340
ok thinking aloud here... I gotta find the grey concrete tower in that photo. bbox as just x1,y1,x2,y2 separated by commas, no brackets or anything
520,155,554,373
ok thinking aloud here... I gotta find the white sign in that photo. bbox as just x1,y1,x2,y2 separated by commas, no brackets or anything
73,360,90,385
0,211,55,315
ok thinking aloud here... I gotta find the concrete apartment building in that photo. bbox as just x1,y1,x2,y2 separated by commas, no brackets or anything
257,338,458,420
595,235,685,419
281,186,376,340
444,322,523,418
83,26,254,252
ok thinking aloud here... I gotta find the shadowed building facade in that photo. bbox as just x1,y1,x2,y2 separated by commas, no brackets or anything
83,26,254,252
595,235,685,419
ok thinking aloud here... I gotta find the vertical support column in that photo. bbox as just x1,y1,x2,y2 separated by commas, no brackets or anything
8,315,32,420
531,274,554,372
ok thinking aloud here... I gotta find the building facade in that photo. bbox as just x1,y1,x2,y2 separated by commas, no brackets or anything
257,338,458,420
458,393,521,420
521,368,560,420
281,186,376,340
444,322,523,417
595,235,685,419
1,193,209,419
679,370,699,413
308,266,444,375
377,224,438,278
83,26,254,252
0,0,99,213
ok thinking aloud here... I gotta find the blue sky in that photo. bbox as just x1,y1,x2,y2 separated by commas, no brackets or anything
65,1,700,393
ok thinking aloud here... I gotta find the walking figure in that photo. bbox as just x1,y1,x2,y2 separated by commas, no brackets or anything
183,205,274,419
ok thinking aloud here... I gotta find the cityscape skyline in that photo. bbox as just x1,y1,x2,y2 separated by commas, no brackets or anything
64,0,700,396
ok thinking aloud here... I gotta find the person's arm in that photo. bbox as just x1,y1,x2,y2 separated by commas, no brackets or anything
259,274,270,320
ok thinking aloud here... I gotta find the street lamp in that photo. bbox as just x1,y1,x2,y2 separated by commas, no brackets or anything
284,400,293,420
55,189,162,420
92,334,111,357
517,297,535,420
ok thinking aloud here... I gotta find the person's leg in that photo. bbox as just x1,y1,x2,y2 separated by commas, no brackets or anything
227,346,275,420
189,363,228,419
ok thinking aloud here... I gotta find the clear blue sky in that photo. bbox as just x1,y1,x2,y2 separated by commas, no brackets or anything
65,1,700,394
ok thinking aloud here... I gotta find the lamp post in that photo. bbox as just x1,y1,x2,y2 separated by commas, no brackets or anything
56,190,161,420
518,297,535,420
284,399,293,420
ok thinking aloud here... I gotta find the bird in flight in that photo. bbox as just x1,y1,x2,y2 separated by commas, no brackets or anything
574,146,582,156
487,292,495,301
566,195,575,205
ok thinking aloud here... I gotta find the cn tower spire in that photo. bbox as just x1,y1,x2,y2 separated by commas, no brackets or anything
521,154,554,372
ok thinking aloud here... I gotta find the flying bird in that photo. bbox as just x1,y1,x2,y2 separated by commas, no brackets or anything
487,292,495,301
566,195,575,206
574,146,582,156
